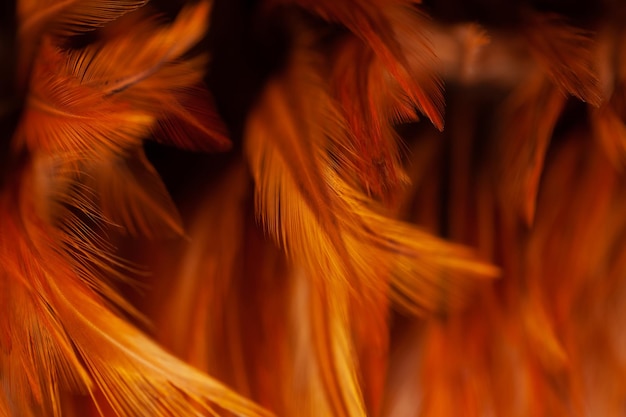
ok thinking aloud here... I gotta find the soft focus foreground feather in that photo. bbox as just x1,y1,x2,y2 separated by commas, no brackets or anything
6,0,626,416
3,0,269,416
0,157,270,417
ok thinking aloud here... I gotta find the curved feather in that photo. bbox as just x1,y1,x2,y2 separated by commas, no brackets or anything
18,1,223,236
19,38,153,160
244,37,369,417
328,6,443,203
66,1,210,95
0,157,271,417
245,36,498,316
244,32,497,417
17,0,148,88
61,1,229,151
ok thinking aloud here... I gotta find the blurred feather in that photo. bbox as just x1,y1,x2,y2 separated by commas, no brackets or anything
150,161,296,415
591,104,626,168
496,73,566,225
522,12,602,106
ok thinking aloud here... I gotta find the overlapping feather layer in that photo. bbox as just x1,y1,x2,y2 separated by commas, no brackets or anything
3,1,626,417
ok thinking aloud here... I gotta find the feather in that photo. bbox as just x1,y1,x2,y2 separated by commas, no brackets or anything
244,29,497,416
17,0,148,89
66,1,210,96
271,0,444,129
522,12,602,106
0,156,271,417
329,5,443,202
19,37,153,160
59,1,229,152
246,29,499,313
244,44,367,417
330,38,412,203
10,1,626,416
18,1,222,236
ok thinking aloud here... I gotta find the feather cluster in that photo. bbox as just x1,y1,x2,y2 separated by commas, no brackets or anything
2,0,626,416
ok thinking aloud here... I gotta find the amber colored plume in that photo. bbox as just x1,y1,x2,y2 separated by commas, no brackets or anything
0,0,625,416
